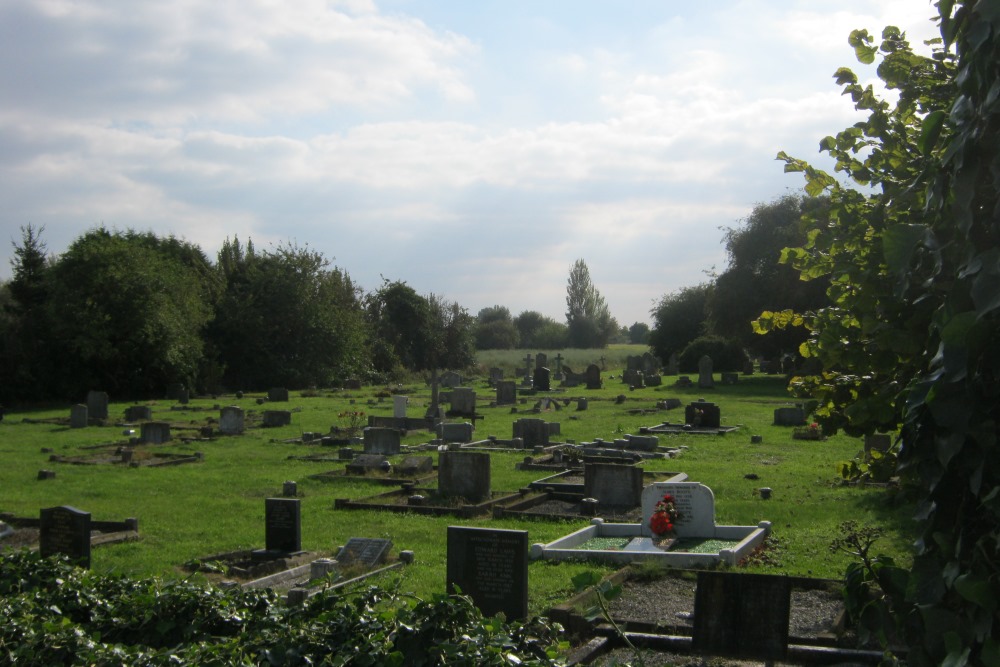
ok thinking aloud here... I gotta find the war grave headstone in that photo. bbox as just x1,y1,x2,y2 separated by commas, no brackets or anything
219,406,245,435
257,497,302,559
268,387,289,402
447,526,528,620
585,364,602,390
124,405,153,422
262,410,292,427
533,366,551,391
141,421,171,444
692,571,792,662
337,537,392,567
448,387,477,417
70,404,88,428
87,390,109,420
583,463,644,508
496,380,517,405
697,355,714,388
40,505,92,568
438,450,491,502
363,427,401,455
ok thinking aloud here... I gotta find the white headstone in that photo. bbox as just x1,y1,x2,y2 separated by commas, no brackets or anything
640,481,716,538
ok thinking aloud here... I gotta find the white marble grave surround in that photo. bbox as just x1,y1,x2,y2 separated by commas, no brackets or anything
640,481,715,538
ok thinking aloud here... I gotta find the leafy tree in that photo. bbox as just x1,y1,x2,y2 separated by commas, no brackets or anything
678,335,747,374
44,228,217,398
648,283,710,362
708,195,830,358
431,294,477,370
756,8,1000,663
475,305,519,350
627,321,650,344
6,224,48,315
565,259,617,348
210,239,367,390
514,310,561,349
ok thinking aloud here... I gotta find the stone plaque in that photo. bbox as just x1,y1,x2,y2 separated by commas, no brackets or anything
40,505,91,568
640,481,716,538
447,526,528,621
265,497,301,554
337,537,392,567
692,571,791,661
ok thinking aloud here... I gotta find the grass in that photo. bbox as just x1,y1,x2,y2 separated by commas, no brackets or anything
0,357,917,617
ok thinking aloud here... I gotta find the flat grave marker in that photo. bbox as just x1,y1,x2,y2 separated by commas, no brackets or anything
337,537,393,567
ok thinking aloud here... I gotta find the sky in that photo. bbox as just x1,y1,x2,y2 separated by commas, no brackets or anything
0,0,941,326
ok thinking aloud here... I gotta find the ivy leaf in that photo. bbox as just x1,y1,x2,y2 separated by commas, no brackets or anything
883,224,928,275
919,110,947,155
953,574,997,612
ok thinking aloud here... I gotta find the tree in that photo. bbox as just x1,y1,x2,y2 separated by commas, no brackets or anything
6,224,48,315
648,283,710,363
475,305,519,350
210,239,367,390
756,10,1000,663
627,321,650,344
565,259,617,348
431,295,477,370
708,195,830,358
44,228,217,398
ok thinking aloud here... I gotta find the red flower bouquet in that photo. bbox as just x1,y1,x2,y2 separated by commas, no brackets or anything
649,493,680,537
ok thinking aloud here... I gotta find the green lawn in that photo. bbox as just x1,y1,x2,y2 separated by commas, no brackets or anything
0,362,916,617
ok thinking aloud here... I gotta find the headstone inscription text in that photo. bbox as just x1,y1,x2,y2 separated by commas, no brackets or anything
446,526,528,621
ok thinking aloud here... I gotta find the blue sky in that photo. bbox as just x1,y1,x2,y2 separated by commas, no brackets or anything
0,0,940,326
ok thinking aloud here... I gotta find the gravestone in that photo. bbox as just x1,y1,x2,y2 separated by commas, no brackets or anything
773,406,806,426
513,418,551,448
70,404,88,429
363,427,401,455
447,526,528,620
264,498,301,555
449,387,477,417
344,378,362,390
346,454,389,475
262,410,292,427
640,481,717,538
585,364,602,390
268,387,289,402
219,406,245,435
395,455,433,476
623,368,644,388
645,374,662,387
675,376,693,388
621,433,659,452
86,390,109,420
40,505,91,568
535,352,548,369
141,421,171,444
440,371,463,389
176,388,190,404
626,355,642,371
697,355,714,388
743,360,755,375
721,372,739,385
665,353,680,375
522,353,534,382
489,367,504,386
685,400,721,428
166,383,185,401
533,366,551,391
642,352,660,375
438,421,474,443
552,353,565,380
576,398,588,411
393,395,408,419
124,405,153,422
438,450,490,502
496,381,517,405
337,537,392,567
692,571,792,662
584,463,644,508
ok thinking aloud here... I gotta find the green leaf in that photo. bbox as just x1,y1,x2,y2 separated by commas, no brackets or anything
919,110,946,155
882,224,928,275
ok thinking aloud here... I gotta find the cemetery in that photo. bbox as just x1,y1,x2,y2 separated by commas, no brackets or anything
0,362,916,664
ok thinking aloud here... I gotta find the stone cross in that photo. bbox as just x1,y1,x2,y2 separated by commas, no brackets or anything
554,353,564,373
599,355,606,370
522,353,534,381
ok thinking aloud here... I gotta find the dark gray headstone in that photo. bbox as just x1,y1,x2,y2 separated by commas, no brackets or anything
262,410,292,427
533,366,551,391
449,387,477,416
86,391,109,420
685,401,721,428
141,421,171,444
268,387,289,402
265,498,301,554
438,450,490,502
447,526,528,621
40,505,91,568
584,463,643,508
124,405,153,422
338,537,392,566
585,364,602,390
496,380,517,406
512,418,551,448
70,404,88,429
534,352,548,369
437,421,474,443
692,571,791,661
363,427,401,455
440,371,463,388
773,406,806,426
698,355,714,388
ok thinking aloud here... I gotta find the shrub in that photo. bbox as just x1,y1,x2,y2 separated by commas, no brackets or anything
678,335,747,373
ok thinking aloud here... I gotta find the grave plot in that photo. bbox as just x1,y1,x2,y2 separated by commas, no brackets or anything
638,399,740,435
46,445,203,468
0,509,140,563
334,451,524,518
309,454,438,486
498,467,688,522
530,481,770,568
554,568,873,666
